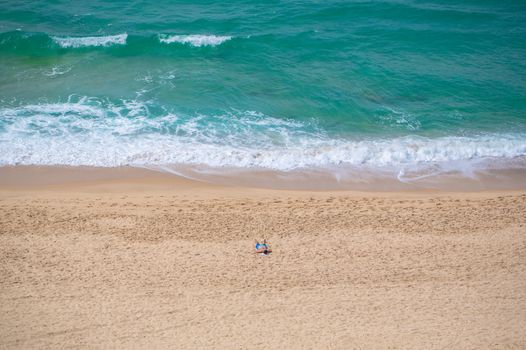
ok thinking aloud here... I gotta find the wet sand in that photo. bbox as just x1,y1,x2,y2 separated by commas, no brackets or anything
1,166,525,349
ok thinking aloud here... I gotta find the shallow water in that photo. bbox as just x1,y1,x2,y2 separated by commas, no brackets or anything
1,0,525,186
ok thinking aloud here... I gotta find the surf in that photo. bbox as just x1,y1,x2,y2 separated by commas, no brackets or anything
158,34,232,47
51,33,128,48
1,99,525,175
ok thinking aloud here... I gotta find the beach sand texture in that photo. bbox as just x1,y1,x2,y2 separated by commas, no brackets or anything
1,168,525,349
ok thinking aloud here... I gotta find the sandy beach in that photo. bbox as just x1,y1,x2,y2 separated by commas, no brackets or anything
0,166,525,349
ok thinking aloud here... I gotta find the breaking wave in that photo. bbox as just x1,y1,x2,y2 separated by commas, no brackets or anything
0,31,235,53
51,33,128,48
158,34,232,47
1,98,525,173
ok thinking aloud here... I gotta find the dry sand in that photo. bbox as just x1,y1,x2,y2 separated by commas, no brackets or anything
1,166,525,349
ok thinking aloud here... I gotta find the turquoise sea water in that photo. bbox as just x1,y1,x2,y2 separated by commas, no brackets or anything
1,1,525,182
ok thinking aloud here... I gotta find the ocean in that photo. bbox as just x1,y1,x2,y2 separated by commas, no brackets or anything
1,0,525,188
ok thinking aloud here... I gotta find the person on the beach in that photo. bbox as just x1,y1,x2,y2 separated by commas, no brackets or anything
255,239,272,255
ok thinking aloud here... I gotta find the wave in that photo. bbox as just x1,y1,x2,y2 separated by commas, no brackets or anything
0,31,235,54
158,34,232,47
1,98,525,173
51,33,128,48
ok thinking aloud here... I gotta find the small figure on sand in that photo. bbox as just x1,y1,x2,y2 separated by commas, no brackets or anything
255,239,272,255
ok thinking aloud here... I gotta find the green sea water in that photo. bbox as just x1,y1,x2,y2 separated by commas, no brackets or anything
0,0,525,176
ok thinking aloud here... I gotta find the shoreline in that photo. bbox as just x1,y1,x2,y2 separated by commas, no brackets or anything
1,166,525,349
1,164,526,192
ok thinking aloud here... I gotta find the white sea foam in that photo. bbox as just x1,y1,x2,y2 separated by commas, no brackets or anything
1,100,526,175
52,33,127,48
43,65,72,77
158,34,231,47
